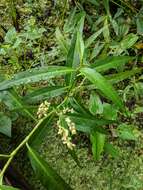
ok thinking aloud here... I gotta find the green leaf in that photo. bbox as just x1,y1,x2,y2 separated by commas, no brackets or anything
64,8,77,33
29,114,53,149
66,32,79,85
114,33,139,54
0,185,20,190
80,68,124,110
136,16,143,35
117,124,139,141
66,12,85,85
68,113,113,134
103,103,118,120
55,28,69,55
27,145,72,190
0,66,74,91
89,92,103,115
103,17,110,42
9,89,36,121
107,68,142,84
90,41,104,60
120,33,138,49
69,97,91,116
103,0,110,15
90,132,106,160
0,112,11,137
4,27,17,44
24,86,69,103
104,143,120,158
85,26,105,48
92,56,133,72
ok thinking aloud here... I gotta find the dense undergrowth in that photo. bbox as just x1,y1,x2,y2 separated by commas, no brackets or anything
0,0,143,189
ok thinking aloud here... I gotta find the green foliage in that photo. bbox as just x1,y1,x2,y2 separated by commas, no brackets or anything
0,0,142,189
80,67,124,110
90,132,106,160
27,145,72,190
0,185,20,190
0,112,11,137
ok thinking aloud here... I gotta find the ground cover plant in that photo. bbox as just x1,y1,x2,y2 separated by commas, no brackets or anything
0,0,143,189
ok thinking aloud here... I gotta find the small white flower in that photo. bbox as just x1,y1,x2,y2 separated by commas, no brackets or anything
37,101,50,119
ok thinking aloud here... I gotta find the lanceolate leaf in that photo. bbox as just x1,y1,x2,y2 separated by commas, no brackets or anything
68,113,113,134
55,27,69,55
80,68,124,110
92,56,133,72
69,97,91,116
24,86,69,103
0,66,74,91
66,32,79,85
85,26,105,48
90,132,106,160
107,68,142,84
27,145,72,190
9,89,36,121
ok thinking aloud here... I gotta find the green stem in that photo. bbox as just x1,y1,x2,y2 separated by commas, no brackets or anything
0,111,53,182
0,154,10,158
0,89,73,182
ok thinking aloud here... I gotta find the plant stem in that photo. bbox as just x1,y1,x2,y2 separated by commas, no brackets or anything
0,154,10,158
0,89,73,183
0,111,54,182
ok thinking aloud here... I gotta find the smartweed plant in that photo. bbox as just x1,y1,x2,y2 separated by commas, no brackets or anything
0,0,143,189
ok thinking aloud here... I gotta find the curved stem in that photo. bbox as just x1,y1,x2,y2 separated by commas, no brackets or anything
0,111,54,182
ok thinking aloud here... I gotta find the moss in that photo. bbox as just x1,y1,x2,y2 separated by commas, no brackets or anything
38,128,143,190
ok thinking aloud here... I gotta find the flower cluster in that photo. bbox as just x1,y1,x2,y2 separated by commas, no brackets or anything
65,117,76,135
62,107,74,114
57,117,76,150
37,101,50,119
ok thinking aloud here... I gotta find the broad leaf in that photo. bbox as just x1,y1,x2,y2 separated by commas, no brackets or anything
80,68,124,110
0,112,11,137
90,132,106,160
0,66,74,91
27,145,72,190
